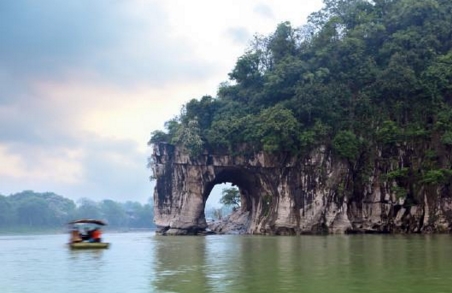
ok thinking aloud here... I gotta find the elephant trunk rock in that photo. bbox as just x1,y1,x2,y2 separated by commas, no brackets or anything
151,143,452,235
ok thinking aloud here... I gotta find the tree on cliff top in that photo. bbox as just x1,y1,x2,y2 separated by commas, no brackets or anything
150,0,452,158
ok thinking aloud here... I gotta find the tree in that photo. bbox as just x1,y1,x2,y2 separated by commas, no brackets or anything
0,195,12,227
256,105,301,153
220,187,241,208
148,130,169,144
149,0,452,204
229,51,265,86
123,201,154,228
15,197,52,227
173,118,204,156
100,199,127,228
75,198,102,220
7,191,76,227
332,130,361,162
268,21,297,63
212,208,223,220
0,191,155,230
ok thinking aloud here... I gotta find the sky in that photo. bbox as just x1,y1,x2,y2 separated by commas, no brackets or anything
0,0,324,205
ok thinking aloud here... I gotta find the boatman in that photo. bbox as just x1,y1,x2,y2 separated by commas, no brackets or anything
90,227,102,243
70,228,83,243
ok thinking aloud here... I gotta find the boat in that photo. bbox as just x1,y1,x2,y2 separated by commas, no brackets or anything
69,242,110,249
67,219,110,250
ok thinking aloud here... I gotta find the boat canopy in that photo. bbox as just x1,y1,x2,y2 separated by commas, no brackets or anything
68,219,107,226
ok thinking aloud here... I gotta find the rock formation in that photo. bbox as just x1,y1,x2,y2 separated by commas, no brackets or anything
151,143,452,235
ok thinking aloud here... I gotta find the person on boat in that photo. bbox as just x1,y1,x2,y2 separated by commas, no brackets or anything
70,228,83,243
89,227,102,243
80,226,92,241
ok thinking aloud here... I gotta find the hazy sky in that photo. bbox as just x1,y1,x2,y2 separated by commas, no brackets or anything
0,0,323,204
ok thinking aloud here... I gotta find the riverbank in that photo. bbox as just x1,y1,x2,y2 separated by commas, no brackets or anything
0,226,156,236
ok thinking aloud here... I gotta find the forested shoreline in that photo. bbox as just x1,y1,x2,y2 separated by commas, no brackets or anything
0,190,155,233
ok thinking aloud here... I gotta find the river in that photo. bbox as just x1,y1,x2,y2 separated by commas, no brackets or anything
1,232,452,293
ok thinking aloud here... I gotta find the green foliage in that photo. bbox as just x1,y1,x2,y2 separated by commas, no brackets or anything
76,198,102,220
268,22,297,63
256,105,301,153
219,187,241,207
392,186,408,199
229,52,264,86
435,109,452,131
148,130,169,144
174,118,204,156
0,195,12,227
148,0,452,199
332,130,361,161
385,168,410,180
421,169,452,185
123,201,154,228
376,120,402,145
99,199,127,227
299,130,316,149
441,131,452,146
148,117,182,145
0,191,155,230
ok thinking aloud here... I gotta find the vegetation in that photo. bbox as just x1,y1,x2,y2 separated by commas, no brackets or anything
205,187,241,221
149,0,452,201
0,190,155,232
219,187,241,208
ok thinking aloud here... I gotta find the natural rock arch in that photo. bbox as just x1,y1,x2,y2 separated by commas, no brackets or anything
151,143,452,235
151,143,349,235
203,167,255,213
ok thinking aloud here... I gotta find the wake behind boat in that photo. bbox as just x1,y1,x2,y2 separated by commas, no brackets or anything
67,219,110,249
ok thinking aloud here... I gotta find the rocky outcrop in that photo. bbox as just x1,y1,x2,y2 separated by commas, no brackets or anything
208,210,251,235
151,143,452,235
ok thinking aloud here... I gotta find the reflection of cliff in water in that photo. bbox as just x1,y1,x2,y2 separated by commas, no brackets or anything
152,236,208,292
151,235,403,293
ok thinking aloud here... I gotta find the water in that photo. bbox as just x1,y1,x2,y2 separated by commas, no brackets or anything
1,233,452,293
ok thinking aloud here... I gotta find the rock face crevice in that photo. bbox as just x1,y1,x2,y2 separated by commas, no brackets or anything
151,143,452,235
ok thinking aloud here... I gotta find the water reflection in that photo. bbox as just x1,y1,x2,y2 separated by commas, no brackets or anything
2,233,452,293
149,234,452,293
152,236,209,292
68,249,105,260
150,235,357,293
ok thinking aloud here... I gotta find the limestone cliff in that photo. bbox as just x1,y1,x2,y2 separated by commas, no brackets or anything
151,143,452,235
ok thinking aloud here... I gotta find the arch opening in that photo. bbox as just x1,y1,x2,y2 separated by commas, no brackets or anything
202,167,256,234
205,183,236,221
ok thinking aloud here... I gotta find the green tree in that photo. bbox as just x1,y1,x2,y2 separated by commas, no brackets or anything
123,201,154,228
15,197,52,227
220,187,241,207
75,198,102,220
332,130,361,162
173,118,204,156
149,0,452,204
0,195,12,227
7,191,76,227
100,199,127,228
256,105,301,153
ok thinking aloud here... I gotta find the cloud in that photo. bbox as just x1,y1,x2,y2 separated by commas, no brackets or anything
0,132,154,203
225,27,252,46
0,0,219,92
72,135,154,202
0,0,325,204
254,3,275,19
